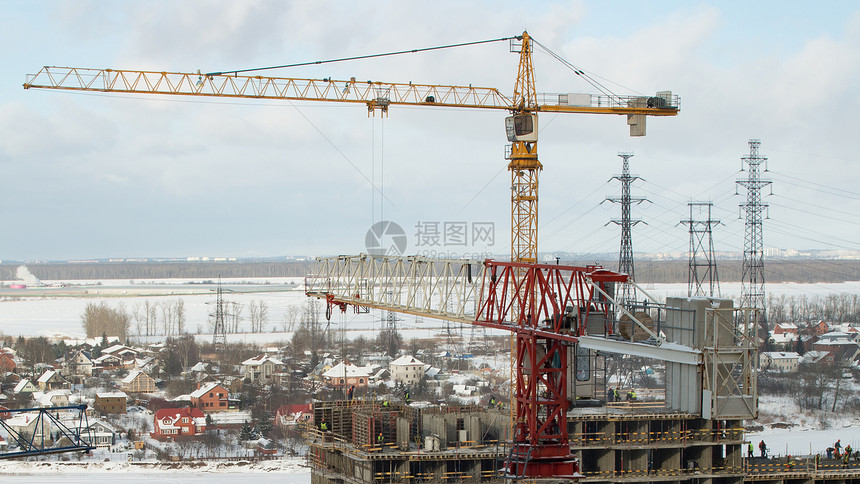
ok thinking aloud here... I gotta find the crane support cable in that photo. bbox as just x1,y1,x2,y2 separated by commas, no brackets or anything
206,36,520,77
530,38,622,103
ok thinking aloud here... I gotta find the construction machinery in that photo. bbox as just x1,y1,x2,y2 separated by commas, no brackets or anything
23,31,678,266
24,31,694,478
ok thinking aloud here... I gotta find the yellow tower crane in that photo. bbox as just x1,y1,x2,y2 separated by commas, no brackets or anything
24,31,679,264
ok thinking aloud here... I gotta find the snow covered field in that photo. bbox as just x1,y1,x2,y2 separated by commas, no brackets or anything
3,278,860,343
748,395,860,457
0,460,310,483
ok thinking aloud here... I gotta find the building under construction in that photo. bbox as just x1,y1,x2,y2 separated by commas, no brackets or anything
303,255,802,483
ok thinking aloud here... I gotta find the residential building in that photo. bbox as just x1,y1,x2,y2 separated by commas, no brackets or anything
121,370,157,393
82,420,117,448
772,322,798,335
759,351,800,372
190,382,237,413
36,369,68,391
275,404,313,428
102,344,139,362
390,355,426,385
13,379,36,394
0,352,16,373
94,392,128,414
35,390,70,408
813,320,831,336
93,353,124,370
65,350,94,378
151,407,207,441
322,360,371,388
241,355,284,385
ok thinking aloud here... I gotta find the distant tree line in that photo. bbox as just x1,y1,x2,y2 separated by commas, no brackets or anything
4,259,860,284
766,293,860,325
0,261,313,281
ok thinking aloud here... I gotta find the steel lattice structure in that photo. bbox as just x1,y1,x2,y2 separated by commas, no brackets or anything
212,277,227,348
681,201,721,297
605,153,646,307
736,140,771,328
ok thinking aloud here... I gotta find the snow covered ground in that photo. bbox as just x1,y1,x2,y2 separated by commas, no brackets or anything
3,278,860,343
0,459,310,483
747,394,860,457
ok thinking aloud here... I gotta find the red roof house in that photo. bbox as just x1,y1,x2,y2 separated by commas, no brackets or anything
151,407,207,441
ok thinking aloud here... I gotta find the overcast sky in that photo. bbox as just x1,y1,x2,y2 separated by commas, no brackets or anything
2,1,859,262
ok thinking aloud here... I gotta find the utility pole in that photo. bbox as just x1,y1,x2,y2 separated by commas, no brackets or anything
606,152,647,308
680,202,721,297
736,139,771,343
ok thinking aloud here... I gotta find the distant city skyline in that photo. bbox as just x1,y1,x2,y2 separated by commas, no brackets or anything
2,1,859,261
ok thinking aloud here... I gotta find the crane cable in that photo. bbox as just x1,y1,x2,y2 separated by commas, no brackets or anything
530,39,626,104
206,36,519,77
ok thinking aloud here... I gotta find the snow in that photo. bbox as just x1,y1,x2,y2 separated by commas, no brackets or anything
4,278,860,344
0,459,310,483
747,395,860,457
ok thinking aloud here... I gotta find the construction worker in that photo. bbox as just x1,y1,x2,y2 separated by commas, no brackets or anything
347,385,355,401
759,440,767,458
613,388,621,402
320,420,329,432
382,400,390,408
835,439,842,457
607,387,615,403
489,395,496,408
627,390,637,401
377,432,384,447
404,390,411,404
748,442,754,458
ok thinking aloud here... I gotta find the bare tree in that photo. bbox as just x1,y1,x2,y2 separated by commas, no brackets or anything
283,304,300,332
249,300,268,333
229,302,244,333
81,302,130,340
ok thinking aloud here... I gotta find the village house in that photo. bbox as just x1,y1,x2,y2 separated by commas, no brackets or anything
274,404,313,428
82,420,118,448
322,360,371,388
241,355,284,385
34,390,70,408
389,355,426,385
36,369,68,391
93,353,124,371
772,322,798,335
0,351,16,373
94,391,128,414
759,351,801,372
813,320,831,336
13,379,37,394
121,370,157,393
64,350,94,378
151,407,207,441
102,344,139,362
190,382,238,413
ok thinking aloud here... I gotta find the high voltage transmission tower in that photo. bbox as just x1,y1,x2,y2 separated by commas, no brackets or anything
680,202,721,297
606,152,647,307
736,139,771,335
212,277,227,348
